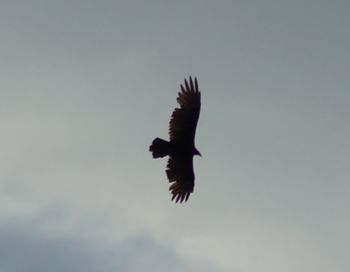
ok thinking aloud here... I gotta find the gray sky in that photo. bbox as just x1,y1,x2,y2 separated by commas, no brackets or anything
1,1,349,271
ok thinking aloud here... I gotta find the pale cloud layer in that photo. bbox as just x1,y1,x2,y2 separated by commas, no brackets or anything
0,215,214,272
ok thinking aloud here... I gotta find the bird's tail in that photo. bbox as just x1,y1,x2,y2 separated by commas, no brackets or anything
149,138,170,158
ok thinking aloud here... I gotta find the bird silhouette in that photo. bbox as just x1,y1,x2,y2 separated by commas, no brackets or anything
150,76,201,203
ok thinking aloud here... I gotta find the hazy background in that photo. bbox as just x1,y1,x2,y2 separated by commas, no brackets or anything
1,1,349,271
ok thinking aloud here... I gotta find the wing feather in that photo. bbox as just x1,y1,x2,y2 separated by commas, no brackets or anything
163,76,201,203
166,156,194,203
169,77,201,141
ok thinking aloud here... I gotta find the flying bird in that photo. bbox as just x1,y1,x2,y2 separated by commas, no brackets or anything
149,76,201,203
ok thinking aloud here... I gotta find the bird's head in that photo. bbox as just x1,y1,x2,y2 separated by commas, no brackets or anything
194,147,202,157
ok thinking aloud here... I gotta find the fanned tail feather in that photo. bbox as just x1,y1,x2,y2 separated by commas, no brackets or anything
149,138,170,158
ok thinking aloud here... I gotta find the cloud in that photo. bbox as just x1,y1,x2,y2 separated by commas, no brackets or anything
0,216,215,272
0,220,111,272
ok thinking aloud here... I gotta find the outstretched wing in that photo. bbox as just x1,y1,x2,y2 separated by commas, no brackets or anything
166,156,195,203
169,77,201,142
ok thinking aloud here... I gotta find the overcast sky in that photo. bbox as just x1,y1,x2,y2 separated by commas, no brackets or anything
1,1,349,271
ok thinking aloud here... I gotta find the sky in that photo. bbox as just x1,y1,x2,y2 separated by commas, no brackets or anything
1,0,350,271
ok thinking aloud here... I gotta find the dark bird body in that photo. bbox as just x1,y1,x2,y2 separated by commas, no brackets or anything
149,77,201,203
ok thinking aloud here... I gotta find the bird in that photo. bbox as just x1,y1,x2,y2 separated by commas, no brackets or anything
149,76,201,203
